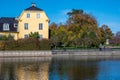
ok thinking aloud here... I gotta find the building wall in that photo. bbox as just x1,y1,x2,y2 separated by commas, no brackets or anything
0,32,18,40
18,11,49,39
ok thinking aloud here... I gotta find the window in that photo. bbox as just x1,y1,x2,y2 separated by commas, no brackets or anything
14,23,18,28
27,13,30,18
39,23,43,30
24,34,29,38
24,23,28,30
37,13,40,18
3,23,9,31
39,34,43,40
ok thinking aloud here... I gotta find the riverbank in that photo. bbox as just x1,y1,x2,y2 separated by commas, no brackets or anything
52,49,120,56
0,49,120,57
0,51,52,57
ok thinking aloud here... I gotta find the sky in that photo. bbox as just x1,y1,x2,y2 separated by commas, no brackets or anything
0,0,120,34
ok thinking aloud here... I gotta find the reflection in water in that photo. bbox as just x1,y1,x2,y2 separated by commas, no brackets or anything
0,56,120,80
0,57,51,80
49,57,99,80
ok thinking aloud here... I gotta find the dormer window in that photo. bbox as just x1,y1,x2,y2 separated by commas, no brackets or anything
14,23,18,28
27,13,30,18
3,23,9,31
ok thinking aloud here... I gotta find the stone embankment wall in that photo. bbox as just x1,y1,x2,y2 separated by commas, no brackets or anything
0,50,120,57
52,50,120,56
0,51,52,57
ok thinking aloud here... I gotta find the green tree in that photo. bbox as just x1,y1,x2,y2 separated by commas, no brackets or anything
49,22,58,48
50,23,68,48
29,32,39,39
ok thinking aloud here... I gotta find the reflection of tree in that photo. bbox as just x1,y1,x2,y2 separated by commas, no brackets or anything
49,58,99,80
0,60,51,80
68,60,99,80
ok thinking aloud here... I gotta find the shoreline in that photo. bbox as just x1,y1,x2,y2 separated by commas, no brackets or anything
0,50,120,57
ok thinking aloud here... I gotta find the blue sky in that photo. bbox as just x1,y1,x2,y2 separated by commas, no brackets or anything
0,0,120,34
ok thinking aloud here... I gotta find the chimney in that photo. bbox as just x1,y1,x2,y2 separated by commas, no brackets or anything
31,3,36,7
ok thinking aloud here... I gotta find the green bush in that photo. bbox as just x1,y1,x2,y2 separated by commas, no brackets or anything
2,38,51,50
39,39,51,50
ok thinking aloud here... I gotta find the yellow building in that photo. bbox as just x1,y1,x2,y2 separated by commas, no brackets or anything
0,3,49,40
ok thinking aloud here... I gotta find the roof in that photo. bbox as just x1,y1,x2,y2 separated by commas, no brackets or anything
0,17,18,32
0,17,17,23
24,3,43,11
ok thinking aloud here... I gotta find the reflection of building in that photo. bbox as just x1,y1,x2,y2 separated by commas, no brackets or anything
15,63,50,80
38,63,49,80
0,58,51,80
0,3,49,40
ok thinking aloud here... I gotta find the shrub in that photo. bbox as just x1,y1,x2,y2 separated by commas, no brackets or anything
3,38,51,50
0,40,4,50
39,39,51,50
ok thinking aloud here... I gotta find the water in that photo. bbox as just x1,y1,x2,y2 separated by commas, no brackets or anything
0,56,120,80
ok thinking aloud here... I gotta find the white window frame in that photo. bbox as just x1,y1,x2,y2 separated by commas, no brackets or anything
24,23,28,30
39,23,43,30
3,23,9,31
26,13,30,18
37,13,40,18
24,34,29,38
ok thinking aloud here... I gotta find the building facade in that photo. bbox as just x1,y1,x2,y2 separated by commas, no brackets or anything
0,3,49,40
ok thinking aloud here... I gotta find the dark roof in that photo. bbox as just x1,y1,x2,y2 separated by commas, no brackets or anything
0,17,18,32
24,5,43,11
0,17,17,23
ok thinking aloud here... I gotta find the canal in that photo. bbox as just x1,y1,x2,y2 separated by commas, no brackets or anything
0,56,120,80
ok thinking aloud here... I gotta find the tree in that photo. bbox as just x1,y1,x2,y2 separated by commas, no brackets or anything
67,9,100,47
99,24,113,44
50,23,68,48
49,9,114,48
49,22,58,48
29,32,39,39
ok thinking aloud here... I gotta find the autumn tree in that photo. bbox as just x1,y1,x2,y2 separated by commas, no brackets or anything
99,24,113,44
67,9,100,47
49,9,113,48
49,22,58,48
109,31,120,45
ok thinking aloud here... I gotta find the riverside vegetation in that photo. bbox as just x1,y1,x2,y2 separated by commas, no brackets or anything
1,9,120,50
50,9,113,48
0,33,51,50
